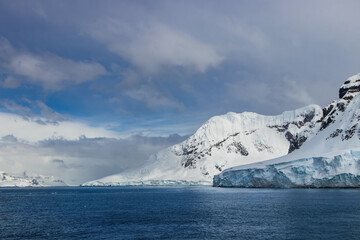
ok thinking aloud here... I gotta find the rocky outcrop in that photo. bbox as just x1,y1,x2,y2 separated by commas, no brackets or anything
339,74,360,99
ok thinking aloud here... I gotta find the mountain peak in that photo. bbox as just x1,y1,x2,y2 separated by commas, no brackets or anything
339,73,360,99
83,73,360,187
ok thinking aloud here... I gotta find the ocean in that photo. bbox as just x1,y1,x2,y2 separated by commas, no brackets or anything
0,187,360,239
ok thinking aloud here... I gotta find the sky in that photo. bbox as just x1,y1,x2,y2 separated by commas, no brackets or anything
1,0,360,184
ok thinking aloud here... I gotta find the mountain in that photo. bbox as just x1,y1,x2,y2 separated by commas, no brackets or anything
214,73,360,187
84,90,328,186
0,171,67,187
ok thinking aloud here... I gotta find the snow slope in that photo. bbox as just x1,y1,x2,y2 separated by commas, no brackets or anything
0,171,67,187
214,73,360,187
84,99,324,186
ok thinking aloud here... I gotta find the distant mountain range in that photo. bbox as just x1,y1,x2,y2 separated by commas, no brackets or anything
0,171,66,187
83,73,360,188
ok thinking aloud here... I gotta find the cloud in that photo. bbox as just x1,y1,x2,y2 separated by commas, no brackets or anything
34,100,67,123
0,104,190,184
0,133,188,185
0,98,67,125
282,78,315,106
227,77,315,113
0,38,107,90
88,20,223,73
0,110,118,142
52,159,68,169
125,85,185,110
1,76,20,88
0,101,189,184
1,134,18,143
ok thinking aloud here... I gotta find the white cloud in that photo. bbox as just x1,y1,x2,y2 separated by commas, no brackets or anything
125,85,184,110
0,102,188,184
0,129,187,185
227,77,315,112
88,20,223,73
0,38,107,90
282,78,315,106
0,111,118,142
0,98,67,124
1,76,20,88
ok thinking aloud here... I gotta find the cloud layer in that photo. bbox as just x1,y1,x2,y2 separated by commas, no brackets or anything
89,20,223,73
0,106,187,184
0,38,107,90
0,133,187,185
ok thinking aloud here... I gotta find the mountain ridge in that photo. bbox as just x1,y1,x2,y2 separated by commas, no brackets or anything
214,73,360,187
84,73,360,187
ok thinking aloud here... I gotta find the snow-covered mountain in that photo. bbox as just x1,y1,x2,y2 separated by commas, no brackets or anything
214,73,360,187
0,171,67,187
84,85,332,186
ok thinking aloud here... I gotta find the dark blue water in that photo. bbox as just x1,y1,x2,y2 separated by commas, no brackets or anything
0,187,360,239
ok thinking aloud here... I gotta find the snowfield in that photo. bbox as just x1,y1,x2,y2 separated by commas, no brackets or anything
0,171,67,187
85,73,360,188
83,104,323,186
214,73,360,187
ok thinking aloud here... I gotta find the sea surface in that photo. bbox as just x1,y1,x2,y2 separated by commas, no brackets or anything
0,187,360,239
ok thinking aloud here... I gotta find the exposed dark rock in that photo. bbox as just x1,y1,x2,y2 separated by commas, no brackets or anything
182,156,197,168
254,142,273,152
268,123,289,132
285,132,308,153
327,129,342,139
336,102,346,112
320,116,333,131
343,95,354,101
32,179,39,185
342,124,358,141
303,110,316,123
339,84,360,98
318,104,334,124
227,142,249,155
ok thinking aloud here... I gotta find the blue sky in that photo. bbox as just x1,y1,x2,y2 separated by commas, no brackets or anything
1,0,360,135
1,0,360,184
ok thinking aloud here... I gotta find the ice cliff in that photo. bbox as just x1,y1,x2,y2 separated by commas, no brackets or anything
214,73,360,188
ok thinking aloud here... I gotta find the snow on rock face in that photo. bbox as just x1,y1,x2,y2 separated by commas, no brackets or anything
171,105,323,170
86,73,360,187
214,73,360,188
0,171,66,187
84,104,323,186
339,73,360,99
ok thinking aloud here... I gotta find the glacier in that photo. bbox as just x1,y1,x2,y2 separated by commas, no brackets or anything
213,150,360,188
85,73,360,187
83,104,323,186
214,73,360,188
